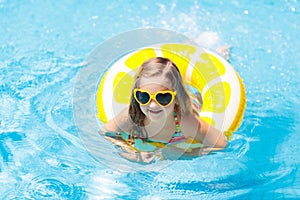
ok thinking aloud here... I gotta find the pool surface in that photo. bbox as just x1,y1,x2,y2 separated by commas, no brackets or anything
1,0,300,199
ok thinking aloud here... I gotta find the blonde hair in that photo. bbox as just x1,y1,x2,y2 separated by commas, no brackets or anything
128,57,194,137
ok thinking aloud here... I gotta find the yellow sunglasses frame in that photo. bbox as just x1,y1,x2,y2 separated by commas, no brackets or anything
133,88,177,107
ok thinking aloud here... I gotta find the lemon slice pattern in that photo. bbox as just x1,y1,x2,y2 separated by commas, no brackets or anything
96,44,246,139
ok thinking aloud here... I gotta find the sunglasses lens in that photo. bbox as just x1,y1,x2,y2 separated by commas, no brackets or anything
136,91,150,104
156,93,173,106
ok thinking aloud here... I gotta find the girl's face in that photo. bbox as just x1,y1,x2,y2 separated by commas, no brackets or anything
138,77,175,122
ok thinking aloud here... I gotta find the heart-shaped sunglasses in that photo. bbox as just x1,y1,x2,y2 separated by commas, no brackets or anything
133,88,177,107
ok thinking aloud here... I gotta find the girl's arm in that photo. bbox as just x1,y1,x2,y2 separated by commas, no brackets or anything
198,118,228,148
182,113,228,148
101,108,157,164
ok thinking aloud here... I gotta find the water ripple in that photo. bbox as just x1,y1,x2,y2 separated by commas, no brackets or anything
21,176,86,199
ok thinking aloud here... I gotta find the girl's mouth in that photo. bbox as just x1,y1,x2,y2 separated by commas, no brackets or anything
148,109,162,114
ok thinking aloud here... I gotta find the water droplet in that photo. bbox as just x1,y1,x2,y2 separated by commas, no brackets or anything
291,7,296,12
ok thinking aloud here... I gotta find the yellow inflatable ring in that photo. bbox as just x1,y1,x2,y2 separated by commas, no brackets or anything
96,43,246,139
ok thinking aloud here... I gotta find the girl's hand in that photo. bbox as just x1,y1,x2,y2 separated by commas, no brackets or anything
119,151,157,164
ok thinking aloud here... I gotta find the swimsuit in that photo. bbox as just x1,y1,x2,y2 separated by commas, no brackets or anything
105,111,203,152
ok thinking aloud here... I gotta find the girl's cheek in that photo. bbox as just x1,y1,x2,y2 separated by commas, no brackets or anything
140,106,148,116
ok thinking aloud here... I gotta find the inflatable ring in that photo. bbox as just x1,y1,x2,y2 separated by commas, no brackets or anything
96,43,246,141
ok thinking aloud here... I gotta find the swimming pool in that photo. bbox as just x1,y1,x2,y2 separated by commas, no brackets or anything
1,0,299,199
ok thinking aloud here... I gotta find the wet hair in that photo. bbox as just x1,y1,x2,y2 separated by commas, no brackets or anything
128,57,194,138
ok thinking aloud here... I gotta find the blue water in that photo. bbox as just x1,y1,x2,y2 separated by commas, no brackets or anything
1,0,300,199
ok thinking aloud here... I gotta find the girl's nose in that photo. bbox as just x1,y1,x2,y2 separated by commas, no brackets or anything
148,99,159,108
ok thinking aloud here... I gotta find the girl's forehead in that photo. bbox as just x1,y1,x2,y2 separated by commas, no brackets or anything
139,84,169,93
139,77,172,90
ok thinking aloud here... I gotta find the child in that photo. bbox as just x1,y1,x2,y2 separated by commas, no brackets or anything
102,57,227,163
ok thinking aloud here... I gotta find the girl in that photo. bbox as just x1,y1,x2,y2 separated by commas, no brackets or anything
102,57,227,163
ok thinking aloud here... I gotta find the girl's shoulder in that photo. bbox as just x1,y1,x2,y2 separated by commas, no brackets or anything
104,107,130,132
181,112,199,123
180,112,201,137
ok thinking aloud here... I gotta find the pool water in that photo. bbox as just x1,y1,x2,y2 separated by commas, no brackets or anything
1,0,300,199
